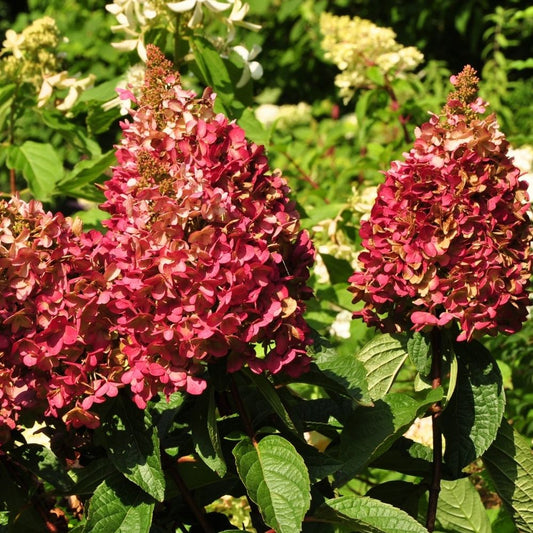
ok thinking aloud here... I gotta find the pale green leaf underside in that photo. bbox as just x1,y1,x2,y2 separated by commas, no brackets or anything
318,495,427,532
357,333,409,400
436,478,491,533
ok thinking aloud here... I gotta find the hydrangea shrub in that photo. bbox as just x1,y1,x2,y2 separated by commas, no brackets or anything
0,45,314,436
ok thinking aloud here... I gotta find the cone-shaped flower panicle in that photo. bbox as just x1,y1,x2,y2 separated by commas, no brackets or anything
349,66,532,341
97,45,315,402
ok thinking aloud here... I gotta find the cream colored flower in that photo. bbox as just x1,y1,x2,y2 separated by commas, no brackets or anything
225,0,261,42
329,310,353,339
38,71,95,110
2,29,25,59
167,0,232,27
320,12,424,102
232,43,262,87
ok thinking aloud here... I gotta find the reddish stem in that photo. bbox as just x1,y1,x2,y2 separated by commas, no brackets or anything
426,327,443,531
162,452,214,533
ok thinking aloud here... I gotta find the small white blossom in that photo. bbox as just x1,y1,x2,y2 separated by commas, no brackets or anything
232,43,262,87
38,71,95,111
329,310,353,339
2,29,25,59
167,0,232,27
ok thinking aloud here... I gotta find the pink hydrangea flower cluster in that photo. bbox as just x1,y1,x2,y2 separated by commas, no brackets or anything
0,46,314,436
349,66,532,341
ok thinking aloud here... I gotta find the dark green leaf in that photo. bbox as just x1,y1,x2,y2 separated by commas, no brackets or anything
435,478,491,533
69,458,117,496
367,480,426,518
86,104,121,135
483,418,533,532
191,388,227,476
244,370,301,436
314,495,428,532
314,346,371,405
356,333,409,400
10,444,74,493
96,395,165,501
0,461,46,532
234,435,310,533
336,389,442,486
84,474,155,533
320,254,353,285
371,437,434,479
441,340,505,476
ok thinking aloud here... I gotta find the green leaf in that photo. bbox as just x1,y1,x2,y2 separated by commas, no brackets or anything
366,66,386,86
233,435,310,533
190,35,234,117
87,103,122,135
320,254,353,285
356,334,409,400
10,444,74,493
435,478,491,533
69,458,117,496
77,78,123,104
336,389,442,486
236,107,269,146
0,461,46,532
482,418,533,532
244,370,301,436
315,495,427,532
407,332,432,377
7,141,64,200
191,388,227,476
314,346,372,405
58,150,116,190
441,340,505,476
0,84,15,131
72,207,110,232
96,395,165,501
84,474,155,533
366,480,426,518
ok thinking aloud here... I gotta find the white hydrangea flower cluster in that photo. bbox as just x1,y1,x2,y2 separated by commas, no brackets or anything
255,102,312,128
105,0,262,85
0,17,94,111
320,12,423,102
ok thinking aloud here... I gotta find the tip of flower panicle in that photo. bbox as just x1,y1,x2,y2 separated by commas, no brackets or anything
142,44,180,110
442,65,487,123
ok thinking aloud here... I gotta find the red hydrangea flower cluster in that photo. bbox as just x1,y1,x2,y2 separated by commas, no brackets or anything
349,66,532,341
0,46,314,435
0,197,102,431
